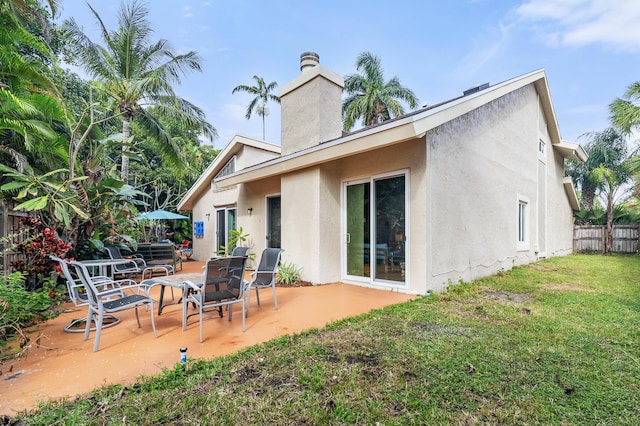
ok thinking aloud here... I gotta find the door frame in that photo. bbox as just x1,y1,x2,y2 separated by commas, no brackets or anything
265,193,281,249
341,169,409,287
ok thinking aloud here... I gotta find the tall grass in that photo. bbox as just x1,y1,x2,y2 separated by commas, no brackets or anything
14,254,640,425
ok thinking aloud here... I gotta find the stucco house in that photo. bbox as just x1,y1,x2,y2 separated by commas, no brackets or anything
178,52,586,295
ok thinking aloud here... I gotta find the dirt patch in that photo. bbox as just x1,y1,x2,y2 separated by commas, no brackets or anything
483,290,532,303
545,283,594,292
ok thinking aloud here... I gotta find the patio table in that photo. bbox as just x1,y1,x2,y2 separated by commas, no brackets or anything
141,272,204,315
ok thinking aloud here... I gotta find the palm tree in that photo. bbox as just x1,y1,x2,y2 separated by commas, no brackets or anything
610,82,640,135
232,75,280,140
64,0,217,183
342,52,418,132
0,1,67,174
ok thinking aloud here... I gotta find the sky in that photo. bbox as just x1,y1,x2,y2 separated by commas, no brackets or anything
56,0,640,150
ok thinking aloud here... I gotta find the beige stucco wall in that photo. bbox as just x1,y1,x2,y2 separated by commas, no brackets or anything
190,144,279,261
240,139,428,293
425,84,573,291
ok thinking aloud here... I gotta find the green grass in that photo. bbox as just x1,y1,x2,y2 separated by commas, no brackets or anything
10,254,640,425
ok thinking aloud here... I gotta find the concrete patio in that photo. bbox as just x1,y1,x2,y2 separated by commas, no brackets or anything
0,261,415,415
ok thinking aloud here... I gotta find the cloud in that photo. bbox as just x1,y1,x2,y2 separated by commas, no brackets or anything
452,20,512,79
516,0,640,52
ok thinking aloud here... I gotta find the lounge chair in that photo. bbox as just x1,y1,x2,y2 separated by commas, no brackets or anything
69,260,158,352
244,248,284,316
182,256,247,342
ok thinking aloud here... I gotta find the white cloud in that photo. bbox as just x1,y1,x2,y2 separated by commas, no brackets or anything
452,20,512,79
516,0,640,51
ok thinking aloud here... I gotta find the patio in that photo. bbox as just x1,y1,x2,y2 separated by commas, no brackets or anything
0,261,414,415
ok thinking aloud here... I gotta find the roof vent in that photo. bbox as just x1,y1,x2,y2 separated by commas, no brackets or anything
300,51,320,72
463,82,490,96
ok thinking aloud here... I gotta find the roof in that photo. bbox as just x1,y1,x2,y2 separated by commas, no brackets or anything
216,69,578,187
177,135,280,211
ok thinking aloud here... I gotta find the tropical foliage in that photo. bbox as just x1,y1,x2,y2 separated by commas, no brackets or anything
63,0,217,183
566,128,636,253
342,51,418,131
232,75,280,140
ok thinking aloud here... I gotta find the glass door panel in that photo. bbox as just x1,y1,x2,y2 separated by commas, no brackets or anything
267,196,281,248
346,182,370,278
374,176,405,283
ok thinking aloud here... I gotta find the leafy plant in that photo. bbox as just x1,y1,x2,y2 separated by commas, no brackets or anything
0,272,62,359
9,216,71,290
277,261,302,285
217,227,250,256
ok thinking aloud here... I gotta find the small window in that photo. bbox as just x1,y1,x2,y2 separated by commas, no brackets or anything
215,156,236,179
518,201,527,244
538,139,546,155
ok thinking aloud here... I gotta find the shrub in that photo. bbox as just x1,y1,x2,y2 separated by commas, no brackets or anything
0,272,62,359
9,216,71,290
277,261,302,285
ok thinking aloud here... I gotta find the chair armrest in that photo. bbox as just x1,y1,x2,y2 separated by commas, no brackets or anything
184,280,202,292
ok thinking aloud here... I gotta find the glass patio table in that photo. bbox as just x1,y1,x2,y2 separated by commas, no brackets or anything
141,272,204,315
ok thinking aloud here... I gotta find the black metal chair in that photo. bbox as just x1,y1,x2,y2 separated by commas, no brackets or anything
244,248,284,316
182,256,247,342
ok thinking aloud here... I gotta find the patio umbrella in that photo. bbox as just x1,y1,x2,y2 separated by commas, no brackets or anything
135,209,189,220
135,209,189,241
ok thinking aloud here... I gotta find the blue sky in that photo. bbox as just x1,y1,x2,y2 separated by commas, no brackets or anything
57,0,640,149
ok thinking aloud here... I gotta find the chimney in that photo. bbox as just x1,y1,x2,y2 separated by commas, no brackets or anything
300,51,320,72
279,52,345,155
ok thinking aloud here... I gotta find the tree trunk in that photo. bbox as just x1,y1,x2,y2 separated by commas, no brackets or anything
605,191,614,254
121,115,131,184
582,183,596,210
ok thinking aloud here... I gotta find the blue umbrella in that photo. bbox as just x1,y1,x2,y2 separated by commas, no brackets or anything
135,209,189,220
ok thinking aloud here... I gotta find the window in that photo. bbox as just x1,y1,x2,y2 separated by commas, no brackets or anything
518,200,527,244
538,139,546,155
215,156,236,179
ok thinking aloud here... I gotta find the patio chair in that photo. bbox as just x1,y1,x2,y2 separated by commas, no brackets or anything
50,255,123,332
69,260,158,352
182,256,247,342
104,246,172,280
231,246,250,257
244,248,284,316
178,239,193,261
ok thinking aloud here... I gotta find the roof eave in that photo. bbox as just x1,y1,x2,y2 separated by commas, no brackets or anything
563,177,581,211
177,135,280,211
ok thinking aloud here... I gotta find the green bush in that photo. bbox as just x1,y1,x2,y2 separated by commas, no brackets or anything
277,261,302,285
0,272,61,358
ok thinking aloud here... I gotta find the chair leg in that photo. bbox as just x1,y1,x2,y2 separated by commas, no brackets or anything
182,297,188,331
134,306,142,328
149,300,157,338
199,304,204,343
241,300,246,332
93,310,105,352
272,284,278,310
245,284,252,317
84,309,93,341
255,287,261,305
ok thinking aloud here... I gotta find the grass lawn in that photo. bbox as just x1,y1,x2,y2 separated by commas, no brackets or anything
11,254,640,425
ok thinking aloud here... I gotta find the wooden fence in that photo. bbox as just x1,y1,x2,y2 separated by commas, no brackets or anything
573,225,639,254
1,200,31,272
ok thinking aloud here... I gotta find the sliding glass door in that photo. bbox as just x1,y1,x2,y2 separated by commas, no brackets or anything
216,207,236,253
344,173,407,284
